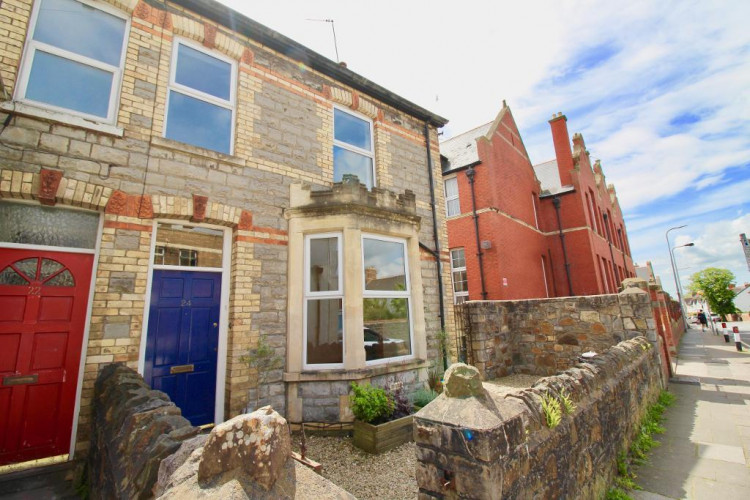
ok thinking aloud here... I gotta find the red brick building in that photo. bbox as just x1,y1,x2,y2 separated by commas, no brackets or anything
441,105,635,302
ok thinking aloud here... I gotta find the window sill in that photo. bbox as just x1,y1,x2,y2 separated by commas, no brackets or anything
1,101,124,137
150,136,245,166
284,358,428,383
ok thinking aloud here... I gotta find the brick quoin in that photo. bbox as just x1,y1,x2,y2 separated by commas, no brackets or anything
443,105,635,301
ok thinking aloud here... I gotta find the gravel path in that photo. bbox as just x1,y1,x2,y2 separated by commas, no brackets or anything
291,374,541,499
293,434,418,500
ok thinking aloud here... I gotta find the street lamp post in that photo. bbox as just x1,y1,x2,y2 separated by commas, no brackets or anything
671,242,694,330
666,225,691,330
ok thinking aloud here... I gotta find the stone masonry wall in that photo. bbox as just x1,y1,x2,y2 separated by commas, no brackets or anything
414,337,663,499
88,364,198,500
460,286,656,380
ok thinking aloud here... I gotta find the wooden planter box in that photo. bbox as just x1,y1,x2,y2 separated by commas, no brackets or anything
353,415,414,454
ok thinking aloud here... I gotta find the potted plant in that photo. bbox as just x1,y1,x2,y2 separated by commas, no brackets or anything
350,381,414,453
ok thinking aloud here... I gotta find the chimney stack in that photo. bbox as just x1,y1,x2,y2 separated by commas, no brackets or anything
549,113,574,185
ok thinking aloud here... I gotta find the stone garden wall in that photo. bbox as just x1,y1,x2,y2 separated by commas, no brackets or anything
88,364,355,499
88,364,198,500
458,286,656,380
414,337,663,499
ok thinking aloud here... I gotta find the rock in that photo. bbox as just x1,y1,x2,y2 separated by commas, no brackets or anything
197,406,291,490
443,363,483,398
154,434,208,497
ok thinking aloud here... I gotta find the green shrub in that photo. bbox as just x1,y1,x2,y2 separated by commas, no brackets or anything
610,390,676,493
541,393,562,428
412,388,439,408
605,487,633,500
349,382,394,424
559,389,576,414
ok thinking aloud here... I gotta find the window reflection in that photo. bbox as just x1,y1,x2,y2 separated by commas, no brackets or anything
154,224,223,268
306,299,343,364
362,236,411,361
363,239,406,291
333,108,374,189
363,298,411,361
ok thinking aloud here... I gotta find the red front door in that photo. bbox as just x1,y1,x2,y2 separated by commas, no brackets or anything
0,248,93,466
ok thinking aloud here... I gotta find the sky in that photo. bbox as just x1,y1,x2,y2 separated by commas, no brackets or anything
221,0,750,297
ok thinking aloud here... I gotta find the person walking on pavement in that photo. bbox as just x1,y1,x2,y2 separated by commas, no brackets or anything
697,310,708,331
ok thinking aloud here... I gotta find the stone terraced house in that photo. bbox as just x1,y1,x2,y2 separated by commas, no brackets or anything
0,0,452,468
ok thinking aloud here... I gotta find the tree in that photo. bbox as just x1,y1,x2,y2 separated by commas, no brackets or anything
688,267,738,319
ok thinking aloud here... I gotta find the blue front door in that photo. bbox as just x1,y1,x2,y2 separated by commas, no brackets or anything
145,270,221,426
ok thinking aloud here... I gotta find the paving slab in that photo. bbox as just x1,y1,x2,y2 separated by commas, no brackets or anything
632,326,750,499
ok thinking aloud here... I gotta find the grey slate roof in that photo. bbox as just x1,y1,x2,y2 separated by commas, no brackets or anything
440,122,493,172
533,159,575,196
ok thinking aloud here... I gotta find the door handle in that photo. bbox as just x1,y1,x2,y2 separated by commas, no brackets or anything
3,374,39,386
213,322,218,327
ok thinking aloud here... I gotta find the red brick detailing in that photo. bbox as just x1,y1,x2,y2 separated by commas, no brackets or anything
322,85,332,100
133,1,171,30
235,235,287,246
105,191,154,219
133,0,150,20
138,196,154,219
239,210,253,230
377,109,384,122
38,168,63,206
351,92,359,111
241,48,254,66
192,194,208,222
103,221,153,232
252,226,288,237
203,23,217,49
419,247,437,261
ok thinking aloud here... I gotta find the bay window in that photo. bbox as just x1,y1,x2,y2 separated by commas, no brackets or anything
304,234,344,367
362,236,412,362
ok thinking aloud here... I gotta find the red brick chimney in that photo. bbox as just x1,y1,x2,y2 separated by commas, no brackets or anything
549,112,574,185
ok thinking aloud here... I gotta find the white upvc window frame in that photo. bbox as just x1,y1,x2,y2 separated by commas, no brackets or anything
450,247,469,304
444,176,460,217
361,233,414,365
333,105,376,189
165,37,237,154
303,232,345,369
15,0,130,125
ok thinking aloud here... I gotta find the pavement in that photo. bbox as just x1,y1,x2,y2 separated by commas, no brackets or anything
632,322,750,499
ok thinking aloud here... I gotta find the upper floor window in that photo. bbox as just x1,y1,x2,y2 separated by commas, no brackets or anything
17,0,128,122
450,248,468,304
333,107,375,189
165,40,236,154
444,177,460,217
